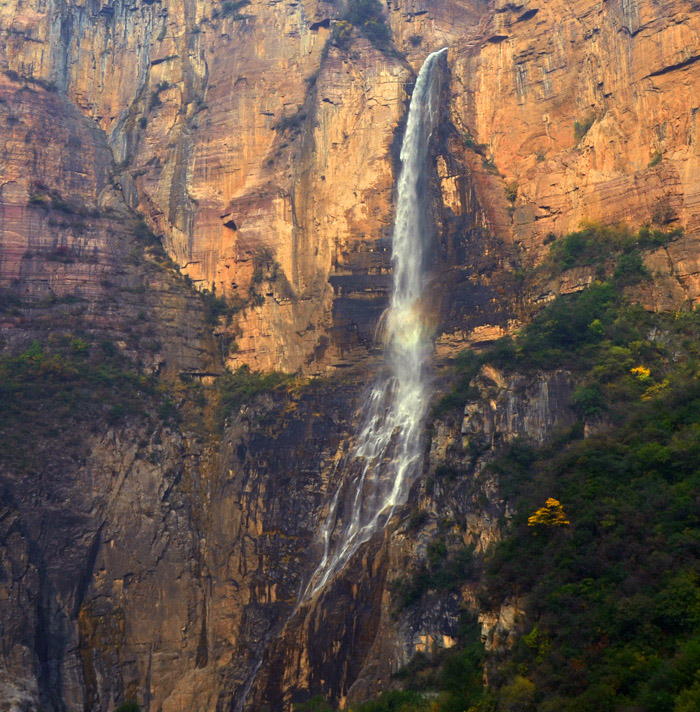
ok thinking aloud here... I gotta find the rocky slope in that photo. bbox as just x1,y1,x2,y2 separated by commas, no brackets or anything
2,0,700,711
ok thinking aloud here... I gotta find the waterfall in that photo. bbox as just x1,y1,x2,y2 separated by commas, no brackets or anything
305,48,448,599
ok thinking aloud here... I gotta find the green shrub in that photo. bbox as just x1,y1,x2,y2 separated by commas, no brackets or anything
432,349,482,415
574,114,595,143
613,252,650,285
213,366,292,431
350,690,429,712
505,181,519,204
148,91,162,110
294,696,336,712
213,0,251,19
201,287,233,325
274,110,307,133
342,0,392,50
571,384,606,417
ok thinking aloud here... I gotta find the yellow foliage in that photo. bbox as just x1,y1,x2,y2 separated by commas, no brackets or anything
527,498,570,528
631,365,651,381
642,377,670,401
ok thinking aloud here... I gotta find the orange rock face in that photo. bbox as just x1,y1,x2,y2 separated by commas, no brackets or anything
449,0,700,274
0,73,216,374
3,0,700,370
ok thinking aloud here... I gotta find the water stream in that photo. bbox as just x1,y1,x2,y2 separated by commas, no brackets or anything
304,47,448,599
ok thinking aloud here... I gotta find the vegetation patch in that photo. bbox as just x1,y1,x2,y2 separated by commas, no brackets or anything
434,222,683,416
545,222,681,275
389,543,477,613
212,0,252,20
328,0,394,54
480,352,700,711
213,365,294,431
0,338,171,471
148,81,170,110
423,240,700,710
574,114,595,143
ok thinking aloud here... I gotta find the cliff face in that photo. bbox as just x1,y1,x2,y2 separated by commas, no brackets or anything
4,0,699,371
2,0,700,711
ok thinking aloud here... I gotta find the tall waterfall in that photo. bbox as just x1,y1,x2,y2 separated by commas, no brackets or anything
305,48,447,599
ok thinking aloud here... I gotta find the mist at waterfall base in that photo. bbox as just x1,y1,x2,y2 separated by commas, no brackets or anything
304,48,448,599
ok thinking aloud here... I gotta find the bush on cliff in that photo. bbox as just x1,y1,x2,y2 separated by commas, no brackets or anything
115,703,141,712
334,0,392,52
0,338,170,470
545,222,681,275
213,365,293,431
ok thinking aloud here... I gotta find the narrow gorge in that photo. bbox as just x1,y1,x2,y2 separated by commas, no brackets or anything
2,1,700,711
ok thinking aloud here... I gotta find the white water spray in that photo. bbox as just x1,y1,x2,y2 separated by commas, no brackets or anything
305,48,447,599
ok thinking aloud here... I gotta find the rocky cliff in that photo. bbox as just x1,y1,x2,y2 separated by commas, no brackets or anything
2,0,700,710
5,0,700,372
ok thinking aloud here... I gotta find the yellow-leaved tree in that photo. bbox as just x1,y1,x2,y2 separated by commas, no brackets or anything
527,498,570,528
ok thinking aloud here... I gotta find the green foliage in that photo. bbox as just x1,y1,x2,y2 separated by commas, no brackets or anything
148,81,170,110
294,696,336,712
149,91,162,110
213,0,251,19
505,181,519,204
649,151,663,167
390,544,476,612
546,222,680,274
613,251,650,285
201,287,234,325
213,366,293,431
433,349,482,416
342,0,392,50
50,195,75,213
134,219,161,246
574,114,595,143
274,110,308,134
0,339,167,470
351,690,429,712
480,309,700,710
115,704,141,712
571,383,605,417
423,242,700,710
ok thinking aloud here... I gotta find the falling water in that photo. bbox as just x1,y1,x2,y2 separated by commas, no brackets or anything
305,48,448,599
